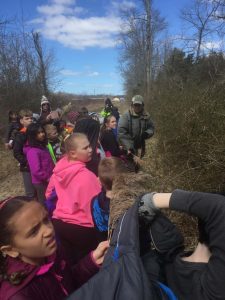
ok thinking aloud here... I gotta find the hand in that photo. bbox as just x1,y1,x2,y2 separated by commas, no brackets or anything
141,132,149,140
92,241,109,265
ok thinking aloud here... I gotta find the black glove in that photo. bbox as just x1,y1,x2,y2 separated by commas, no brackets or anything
139,193,159,224
141,132,149,140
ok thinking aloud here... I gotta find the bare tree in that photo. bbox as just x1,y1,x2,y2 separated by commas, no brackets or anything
118,0,167,103
180,0,225,60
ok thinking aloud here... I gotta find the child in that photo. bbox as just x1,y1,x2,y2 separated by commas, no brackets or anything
46,133,104,264
0,197,109,300
13,109,35,199
44,124,63,163
24,123,55,203
100,115,125,158
4,111,20,150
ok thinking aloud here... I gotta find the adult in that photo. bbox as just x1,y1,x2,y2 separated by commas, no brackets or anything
100,98,120,122
118,95,154,158
39,95,60,125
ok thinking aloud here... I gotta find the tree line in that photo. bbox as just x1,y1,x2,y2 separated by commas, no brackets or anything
118,0,225,192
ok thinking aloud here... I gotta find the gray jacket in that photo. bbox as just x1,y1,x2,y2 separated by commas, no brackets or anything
118,109,154,153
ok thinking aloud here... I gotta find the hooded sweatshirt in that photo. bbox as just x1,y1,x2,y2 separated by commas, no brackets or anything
0,249,99,300
46,156,101,227
23,145,54,184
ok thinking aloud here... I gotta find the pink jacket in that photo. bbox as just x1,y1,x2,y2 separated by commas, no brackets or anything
46,156,101,227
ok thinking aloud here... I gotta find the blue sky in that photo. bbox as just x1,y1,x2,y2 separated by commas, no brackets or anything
1,0,190,95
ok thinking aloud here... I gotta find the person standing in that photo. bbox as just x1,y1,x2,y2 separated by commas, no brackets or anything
118,95,154,158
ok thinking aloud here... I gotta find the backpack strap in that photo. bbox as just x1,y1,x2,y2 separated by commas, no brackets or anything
157,282,178,300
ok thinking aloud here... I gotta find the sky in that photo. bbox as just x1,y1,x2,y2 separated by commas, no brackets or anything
1,0,190,95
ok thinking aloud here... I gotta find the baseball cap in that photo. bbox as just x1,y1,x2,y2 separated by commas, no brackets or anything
132,95,144,105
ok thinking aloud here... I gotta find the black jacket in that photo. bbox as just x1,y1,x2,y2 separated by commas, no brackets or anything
68,201,170,300
166,190,225,300
13,130,29,172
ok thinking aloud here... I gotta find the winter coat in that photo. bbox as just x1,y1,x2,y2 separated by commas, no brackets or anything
68,200,175,300
13,128,30,172
100,129,124,157
46,157,101,227
118,108,154,155
165,190,225,300
0,249,99,300
23,145,54,184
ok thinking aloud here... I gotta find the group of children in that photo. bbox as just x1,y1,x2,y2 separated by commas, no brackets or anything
1,97,225,299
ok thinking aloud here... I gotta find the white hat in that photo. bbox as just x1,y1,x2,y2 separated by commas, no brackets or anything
41,95,49,106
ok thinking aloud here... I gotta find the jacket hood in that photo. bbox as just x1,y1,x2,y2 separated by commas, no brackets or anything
0,254,55,300
53,156,86,188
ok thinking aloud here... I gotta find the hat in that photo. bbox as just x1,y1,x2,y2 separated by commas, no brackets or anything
41,95,50,106
132,95,144,105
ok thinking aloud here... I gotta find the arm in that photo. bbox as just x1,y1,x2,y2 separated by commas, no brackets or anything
13,134,27,166
154,190,225,299
144,118,154,139
118,113,134,151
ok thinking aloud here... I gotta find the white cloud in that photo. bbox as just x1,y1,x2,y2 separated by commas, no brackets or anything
60,69,81,76
60,69,100,77
111,0,136,12
88,71,100,77
31,1,122,50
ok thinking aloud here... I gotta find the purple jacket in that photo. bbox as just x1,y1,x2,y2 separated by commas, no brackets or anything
23,145,55,184
0,249,99,300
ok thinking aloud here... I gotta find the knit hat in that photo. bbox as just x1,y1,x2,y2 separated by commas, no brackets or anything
41,95,50,106
132,95,144,105
67,111,80,124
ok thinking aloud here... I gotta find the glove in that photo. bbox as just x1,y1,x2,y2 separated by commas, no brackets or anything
139,193,159,224
141,132,149,140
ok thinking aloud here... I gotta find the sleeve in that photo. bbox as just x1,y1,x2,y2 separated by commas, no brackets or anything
118,113,134,151
13,134,27,166
26,149,48,182
144,118,154,138
91,191,109,232
170,189,225,299
72,252,99,289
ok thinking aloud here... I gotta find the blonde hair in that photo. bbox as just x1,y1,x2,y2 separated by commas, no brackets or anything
65,133,87,153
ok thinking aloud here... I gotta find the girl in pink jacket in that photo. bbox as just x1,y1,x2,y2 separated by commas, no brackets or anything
46,133,106,264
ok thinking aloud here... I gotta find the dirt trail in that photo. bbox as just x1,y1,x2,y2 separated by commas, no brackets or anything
0,147,24,200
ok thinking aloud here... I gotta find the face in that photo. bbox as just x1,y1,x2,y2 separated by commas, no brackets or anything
106,116,117,129
36,128,46,142
42,103,49,112
133,103,143,114
4,202,56,265
10,113,18,122
70,137,92,163
47,128,58,141
20,116,33,128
